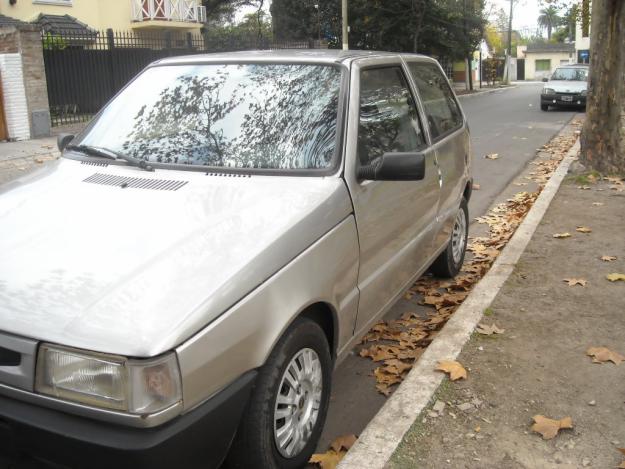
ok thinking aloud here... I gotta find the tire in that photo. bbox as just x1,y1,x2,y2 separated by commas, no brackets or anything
540,103,549,111
430,198,468,278
227,318,332,469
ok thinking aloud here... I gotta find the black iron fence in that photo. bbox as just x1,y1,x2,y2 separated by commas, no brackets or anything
43,29,320,126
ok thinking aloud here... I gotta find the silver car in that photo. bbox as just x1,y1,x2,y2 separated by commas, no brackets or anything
0,50,472,469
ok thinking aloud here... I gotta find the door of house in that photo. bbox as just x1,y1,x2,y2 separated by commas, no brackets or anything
517,59,525,80
0,75,8,141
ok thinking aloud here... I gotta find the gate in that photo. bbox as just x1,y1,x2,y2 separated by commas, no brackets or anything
43,29,317,126
517,58,525,80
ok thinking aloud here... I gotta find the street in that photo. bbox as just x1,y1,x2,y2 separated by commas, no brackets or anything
317,82,579,451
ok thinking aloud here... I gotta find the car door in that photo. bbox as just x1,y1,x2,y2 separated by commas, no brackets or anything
343,58,441,336
405,59,469,252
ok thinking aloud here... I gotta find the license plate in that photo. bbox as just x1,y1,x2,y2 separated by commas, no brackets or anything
561,95,573,102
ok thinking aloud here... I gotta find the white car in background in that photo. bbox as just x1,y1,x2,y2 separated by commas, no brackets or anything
540,64,589,111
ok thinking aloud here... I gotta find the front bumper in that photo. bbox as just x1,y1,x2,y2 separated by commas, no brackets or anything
541,94,586,107
0,370,256,469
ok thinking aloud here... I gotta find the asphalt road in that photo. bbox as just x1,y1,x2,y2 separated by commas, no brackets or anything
318,82,579,451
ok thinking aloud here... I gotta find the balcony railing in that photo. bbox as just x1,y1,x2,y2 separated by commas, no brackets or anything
131,0,206,24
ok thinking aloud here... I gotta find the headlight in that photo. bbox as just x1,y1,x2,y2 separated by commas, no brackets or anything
543,88,555,95
35,344,182,414
581,89,588,96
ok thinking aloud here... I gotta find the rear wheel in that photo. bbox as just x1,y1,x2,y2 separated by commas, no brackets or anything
227,318,332,469
540,103,549,111
430,198,468,278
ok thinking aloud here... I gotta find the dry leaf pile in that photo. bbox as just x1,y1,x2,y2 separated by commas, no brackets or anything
357,129,577,396
309,434,357,469
531,415,573,440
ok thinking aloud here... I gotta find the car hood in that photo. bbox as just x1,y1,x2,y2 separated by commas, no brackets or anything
0,160,352,356
546,80,587,93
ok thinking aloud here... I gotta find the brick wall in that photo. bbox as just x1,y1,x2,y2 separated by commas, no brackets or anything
0,25,51,140
0,53,29,140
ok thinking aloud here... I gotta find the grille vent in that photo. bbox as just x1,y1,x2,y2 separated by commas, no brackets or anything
0,347,21,366
206,172,251,178
83,173,188,191
81,161,109,167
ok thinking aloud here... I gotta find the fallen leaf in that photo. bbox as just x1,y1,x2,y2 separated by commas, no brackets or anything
436,360,467,381
586,346,625,365
592,202,604,206
553,232,571,239
476,323,505,335
472,183,481,190
576,226,592,233
485,153,499,160
601,255,617,262
607,273,625,282
531,415,573,440
309,451,342,469
619,448,625,469
578,185,591,190
563,278,587,287
329,434,358,453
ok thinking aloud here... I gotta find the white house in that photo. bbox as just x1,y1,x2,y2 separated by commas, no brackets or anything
522,42,575,81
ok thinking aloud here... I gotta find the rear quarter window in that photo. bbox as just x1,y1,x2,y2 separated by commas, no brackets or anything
407,62,463,140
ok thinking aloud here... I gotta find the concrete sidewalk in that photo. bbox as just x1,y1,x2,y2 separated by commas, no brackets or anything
0,124,84,185
0,137,59,186
389,174,625,468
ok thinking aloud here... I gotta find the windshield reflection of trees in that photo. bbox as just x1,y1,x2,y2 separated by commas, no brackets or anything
121,65,340,170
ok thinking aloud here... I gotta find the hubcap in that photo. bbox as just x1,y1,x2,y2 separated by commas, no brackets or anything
451,208,467,264
273,348,323,458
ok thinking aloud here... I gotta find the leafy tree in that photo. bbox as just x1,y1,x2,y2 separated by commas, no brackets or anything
484,24,503,55
537,5,562,39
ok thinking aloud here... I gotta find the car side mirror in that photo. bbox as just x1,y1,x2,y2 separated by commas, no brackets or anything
357,152,426,181
542,77,549,82
57,133,74,151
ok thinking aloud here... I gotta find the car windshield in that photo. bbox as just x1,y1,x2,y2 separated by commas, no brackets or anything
73,64,342,171
551,68,588,81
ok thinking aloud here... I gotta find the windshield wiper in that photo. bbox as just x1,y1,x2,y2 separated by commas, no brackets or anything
66,144,154,171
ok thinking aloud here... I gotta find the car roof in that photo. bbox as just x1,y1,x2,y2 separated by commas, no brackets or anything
153,49,436,66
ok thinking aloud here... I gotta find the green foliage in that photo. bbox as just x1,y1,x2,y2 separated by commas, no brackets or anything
42,33,67,50
538,5,563,39
271,0,487,59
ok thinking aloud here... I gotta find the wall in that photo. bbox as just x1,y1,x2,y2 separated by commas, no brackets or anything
575,21,591,63
0,53,29,140
0,25,51,139
524,52,574,80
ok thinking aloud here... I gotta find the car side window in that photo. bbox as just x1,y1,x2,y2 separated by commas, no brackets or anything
407,62,463,140
357,66,426,166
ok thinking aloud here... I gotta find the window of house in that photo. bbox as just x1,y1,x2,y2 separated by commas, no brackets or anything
535,59,551,72
357,67,425,166
407,62,463,140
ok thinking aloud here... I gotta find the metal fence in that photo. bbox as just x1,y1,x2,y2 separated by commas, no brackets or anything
43,29,319,126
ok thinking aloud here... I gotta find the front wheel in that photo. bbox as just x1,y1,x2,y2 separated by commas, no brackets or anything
430,198,468,278
227,318,332,469
540,103,549,111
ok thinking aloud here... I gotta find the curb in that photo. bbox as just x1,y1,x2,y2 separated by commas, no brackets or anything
338,138,580,469
456,85,518,100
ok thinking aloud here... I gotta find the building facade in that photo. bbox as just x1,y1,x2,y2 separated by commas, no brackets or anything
0,0,205,34
522,43,575,81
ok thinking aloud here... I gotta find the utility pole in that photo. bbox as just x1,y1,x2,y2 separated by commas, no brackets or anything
505,0,513,84
342,0,348,50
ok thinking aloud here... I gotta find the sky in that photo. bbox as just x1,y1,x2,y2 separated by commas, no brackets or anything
487,0,543,30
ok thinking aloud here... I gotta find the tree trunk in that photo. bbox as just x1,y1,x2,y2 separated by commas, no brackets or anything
411,0,426,53
580,0,625,174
